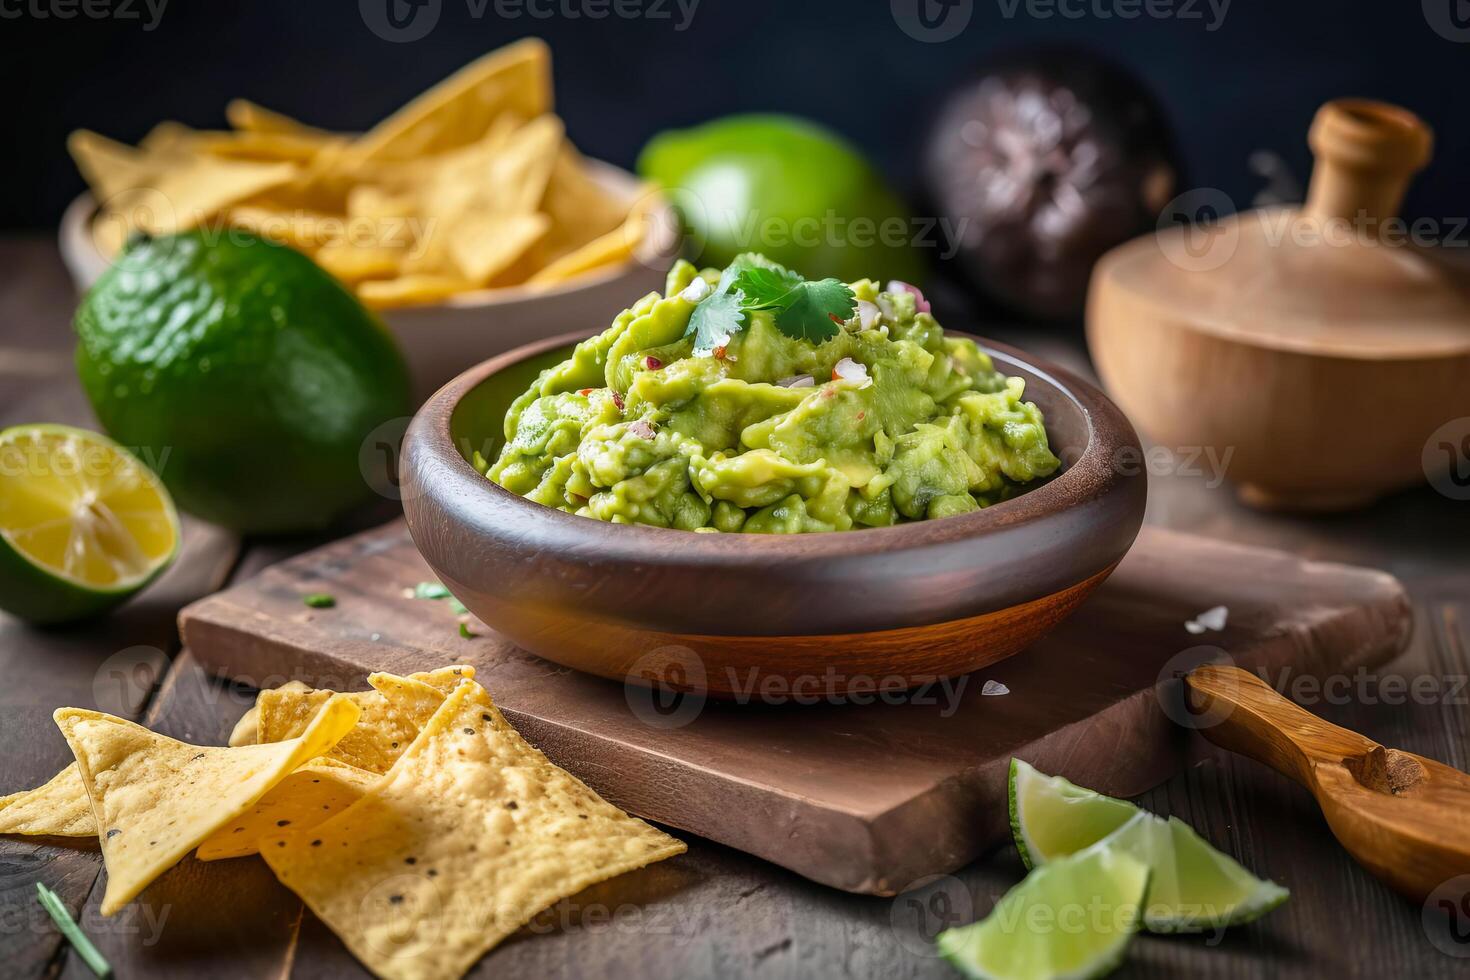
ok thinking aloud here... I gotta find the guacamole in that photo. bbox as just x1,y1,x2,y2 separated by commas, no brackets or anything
487,257,1060,533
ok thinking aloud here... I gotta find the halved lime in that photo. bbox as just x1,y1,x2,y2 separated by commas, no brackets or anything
937,846,1149,980
0,424,179,624
1087,812,1289,932
1009,759,1289,932
1010,759,1137,870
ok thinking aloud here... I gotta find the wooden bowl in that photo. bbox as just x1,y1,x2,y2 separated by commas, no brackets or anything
400,332,1146,697
57,160,680,402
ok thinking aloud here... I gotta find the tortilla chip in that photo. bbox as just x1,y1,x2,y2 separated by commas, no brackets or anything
357,274,476,309
526,213,642,286
195,760,379,861
226,99,332,137
348,38,552,164
256,666,473,773
229,679,312,748
260,679,685,980
449,212,550,285
67,130,155,202
0,762,96,837
315,242,406,284
55,695,360,916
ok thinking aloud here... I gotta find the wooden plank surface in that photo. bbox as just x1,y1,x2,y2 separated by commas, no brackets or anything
2,238,1468,977
179,519,1411,894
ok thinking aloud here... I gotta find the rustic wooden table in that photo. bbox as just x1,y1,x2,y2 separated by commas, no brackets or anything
2,238,1467,979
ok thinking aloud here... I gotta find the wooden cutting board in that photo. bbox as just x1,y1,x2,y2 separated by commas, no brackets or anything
179,521,1411,895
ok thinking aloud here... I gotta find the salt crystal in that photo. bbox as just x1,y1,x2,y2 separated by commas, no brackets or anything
982,680,1010,697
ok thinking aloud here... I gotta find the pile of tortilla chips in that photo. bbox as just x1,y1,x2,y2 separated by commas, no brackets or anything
68,39,656,309
0,664,684,980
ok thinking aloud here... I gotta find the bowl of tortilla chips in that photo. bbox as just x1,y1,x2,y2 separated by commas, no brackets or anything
58,38,680,398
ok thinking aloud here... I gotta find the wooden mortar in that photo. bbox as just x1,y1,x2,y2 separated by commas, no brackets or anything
1087,99,1470,511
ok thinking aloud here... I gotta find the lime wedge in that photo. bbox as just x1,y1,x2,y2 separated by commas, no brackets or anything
0,424,179,624
1009,759,1289,933
937,846,1149,980
1090,812,1290,932
1010,759,1137,869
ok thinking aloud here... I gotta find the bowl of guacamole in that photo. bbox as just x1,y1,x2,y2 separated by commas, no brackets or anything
486,256,1062,531
400,255,1146,696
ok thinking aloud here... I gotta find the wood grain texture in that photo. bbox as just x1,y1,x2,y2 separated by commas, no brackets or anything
179,519,1410,895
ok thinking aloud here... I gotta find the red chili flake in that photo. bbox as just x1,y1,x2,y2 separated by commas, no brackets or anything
644,355,663,370
831,368,842,381
712,345,727,359
577,387,595,396
856,412,865,421
829,313,845,325
611,390,625,410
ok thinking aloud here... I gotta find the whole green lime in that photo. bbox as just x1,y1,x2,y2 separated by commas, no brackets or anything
74,231,412,534
638,114,925,285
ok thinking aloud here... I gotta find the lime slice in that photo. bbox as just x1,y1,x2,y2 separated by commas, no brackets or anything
1010,759,1137,869
0,424,179,624
1089,812,1290,932
1009,759,1289,933
937,846,1149,980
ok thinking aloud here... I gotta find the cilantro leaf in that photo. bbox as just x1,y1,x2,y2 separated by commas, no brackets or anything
716,253,796,294
687,289,744,353
734,270,857,344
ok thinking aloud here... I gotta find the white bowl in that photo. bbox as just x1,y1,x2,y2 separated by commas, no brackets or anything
58,159,680,400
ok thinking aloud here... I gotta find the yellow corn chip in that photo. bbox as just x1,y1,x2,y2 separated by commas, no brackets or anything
55,694,360,916
261,679,684,980
195,760,379,861
226,98,332,137
357,274,476,309
0,762,96,837
348,38,552,164
527,212,643,286
449,212,550,285
229,679,312,748
315,242,406,284
256,666,473,773
67,130,155,202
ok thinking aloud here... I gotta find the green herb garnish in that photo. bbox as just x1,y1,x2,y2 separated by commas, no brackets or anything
458,621,478,639
36,883,112,979
413,582,451,600
685,254,857,351
302,593,336,609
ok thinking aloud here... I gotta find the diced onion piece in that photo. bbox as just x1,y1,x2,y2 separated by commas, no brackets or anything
856,300,880,330
679,277,712,303
886,280,931,314
777,374,815,388
628,420,656,440
831,357,872,388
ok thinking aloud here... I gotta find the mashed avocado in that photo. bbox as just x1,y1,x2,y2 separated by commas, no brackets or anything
488,257,1060,533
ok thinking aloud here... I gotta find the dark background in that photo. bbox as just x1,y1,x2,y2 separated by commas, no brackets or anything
2,0,1466,231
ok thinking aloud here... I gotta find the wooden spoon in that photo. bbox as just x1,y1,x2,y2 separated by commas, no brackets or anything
1183,663,1470,902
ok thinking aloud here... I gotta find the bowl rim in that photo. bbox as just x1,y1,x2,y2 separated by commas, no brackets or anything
404,327,1142,565
57,157,680,311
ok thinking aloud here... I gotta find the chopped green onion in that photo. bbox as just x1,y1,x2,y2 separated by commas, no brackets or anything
36,883,112,979
413,582,451,600
459,622,478,639
302,593,336,608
